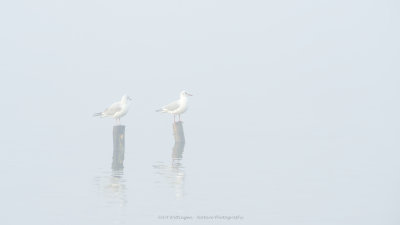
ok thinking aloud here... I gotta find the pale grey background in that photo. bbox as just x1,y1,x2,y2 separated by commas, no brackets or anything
0,0,399,224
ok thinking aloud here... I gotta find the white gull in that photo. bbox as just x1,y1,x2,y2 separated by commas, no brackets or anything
94,94,132,124
156,91,192,122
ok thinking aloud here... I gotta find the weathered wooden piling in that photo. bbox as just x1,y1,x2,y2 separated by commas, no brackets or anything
171,122,186,198
172,142,185,159
172,121,185,159
112,125,125,170
172,121,185,143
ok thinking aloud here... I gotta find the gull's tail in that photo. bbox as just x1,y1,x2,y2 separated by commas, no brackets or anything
93,112,103,117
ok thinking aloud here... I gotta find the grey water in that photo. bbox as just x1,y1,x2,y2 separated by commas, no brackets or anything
2,106,399,224
1,0,400,224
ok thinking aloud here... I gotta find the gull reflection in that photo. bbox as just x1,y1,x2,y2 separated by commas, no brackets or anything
154,121,186,199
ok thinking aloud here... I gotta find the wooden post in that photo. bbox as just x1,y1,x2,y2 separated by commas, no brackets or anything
112,125,125,170
172,142,185,159
172,121,185,159
171,122,185,198
173,121,185,143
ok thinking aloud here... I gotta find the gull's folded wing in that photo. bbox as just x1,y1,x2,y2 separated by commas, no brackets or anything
162,101,180,112
103,102,122,116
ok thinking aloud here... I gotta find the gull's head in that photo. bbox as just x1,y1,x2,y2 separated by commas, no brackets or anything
180,90,193,97
122,94,132,102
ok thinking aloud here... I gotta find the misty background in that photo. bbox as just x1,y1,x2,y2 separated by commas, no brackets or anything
0,0,399,224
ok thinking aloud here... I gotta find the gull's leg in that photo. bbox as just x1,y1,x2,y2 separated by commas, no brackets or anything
179,114,181,121
174,115,176,123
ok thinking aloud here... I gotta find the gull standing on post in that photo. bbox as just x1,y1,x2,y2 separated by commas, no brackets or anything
93,94,132,124
156,91,192,122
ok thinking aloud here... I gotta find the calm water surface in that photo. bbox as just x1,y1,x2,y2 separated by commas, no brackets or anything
2,118,399,225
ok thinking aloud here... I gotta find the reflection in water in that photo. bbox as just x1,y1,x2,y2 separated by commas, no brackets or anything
93,126,128,224
94,169,127,207
93,169,127,225
92,127,129,224
94,125,127,207
171,140,185,199
93,133,128,224
154,122,186,199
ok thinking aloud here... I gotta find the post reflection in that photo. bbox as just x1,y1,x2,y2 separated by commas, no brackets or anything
94,125,127,207
94,169,127,207
154,121,186,199
171,140,185,199
93,125,128,208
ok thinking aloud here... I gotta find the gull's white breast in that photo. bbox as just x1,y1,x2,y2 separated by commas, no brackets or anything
171,99,188,115
113,104,129,119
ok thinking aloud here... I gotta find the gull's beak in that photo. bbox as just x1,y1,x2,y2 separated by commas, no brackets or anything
187,93,193,96
127,96,132,100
